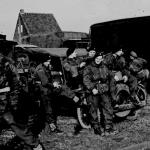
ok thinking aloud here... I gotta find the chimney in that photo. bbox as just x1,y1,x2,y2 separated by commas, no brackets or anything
20,9,24,14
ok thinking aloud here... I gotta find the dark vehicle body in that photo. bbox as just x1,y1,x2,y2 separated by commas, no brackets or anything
90,16,150,63
90,16,150,94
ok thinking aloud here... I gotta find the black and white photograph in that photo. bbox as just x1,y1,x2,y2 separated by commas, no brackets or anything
0,0,150,149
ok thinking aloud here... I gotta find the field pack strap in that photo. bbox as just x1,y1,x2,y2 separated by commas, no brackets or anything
0,87,10,93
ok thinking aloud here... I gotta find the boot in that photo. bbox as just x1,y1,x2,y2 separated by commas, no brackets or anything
74,124,82,135
105,126,117,136
49,123,63,135
93,126,102,136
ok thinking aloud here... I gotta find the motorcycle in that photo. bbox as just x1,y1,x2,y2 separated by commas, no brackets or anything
76,71,131,129
135,80,147,106
76,89,93,129
76,71,147,129
111,71,132,118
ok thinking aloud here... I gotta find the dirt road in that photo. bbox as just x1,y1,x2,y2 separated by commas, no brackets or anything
1,100,150,150
39,104,150,150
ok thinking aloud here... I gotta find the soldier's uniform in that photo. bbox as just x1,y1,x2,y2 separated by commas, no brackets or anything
63,57,81,89
34,63,57,127
83,60,114,134
128,54,149,99
0,54,44,149
0,54,20,117
103,52,116,70
129,56,149,80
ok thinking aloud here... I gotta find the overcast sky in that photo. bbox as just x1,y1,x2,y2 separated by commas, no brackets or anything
1,0,150,40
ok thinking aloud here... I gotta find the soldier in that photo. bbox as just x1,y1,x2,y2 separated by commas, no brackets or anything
128,51,149,87
124,50,146,106
103,49,125,70
104,50,128,100
0,53,44,150
63,47,81,89
83,54,116,136
62,47,86,134
34,58,63,134
80,48,96,68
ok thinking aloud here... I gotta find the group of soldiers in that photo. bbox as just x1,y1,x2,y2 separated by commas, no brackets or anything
0,45,149,150
62,47,149,136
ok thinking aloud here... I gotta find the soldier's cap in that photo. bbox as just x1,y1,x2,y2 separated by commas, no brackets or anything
93,52,103,59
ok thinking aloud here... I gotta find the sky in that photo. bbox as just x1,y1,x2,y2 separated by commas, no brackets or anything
1,0,150,40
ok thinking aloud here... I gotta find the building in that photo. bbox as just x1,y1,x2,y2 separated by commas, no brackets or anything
13,9,89,48
62,31,89,48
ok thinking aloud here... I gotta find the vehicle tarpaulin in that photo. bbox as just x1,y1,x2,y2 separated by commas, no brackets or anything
17,47,88,57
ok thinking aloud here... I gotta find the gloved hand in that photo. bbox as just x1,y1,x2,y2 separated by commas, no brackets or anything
123,75,128,82
92,88,98,95
49,123,56,131
53,81,61,88
3,112,15,125
73,96,79,103
114,75,120,81
79,62,86,68
59,71,62,75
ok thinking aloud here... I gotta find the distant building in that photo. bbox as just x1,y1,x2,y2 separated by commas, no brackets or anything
62,31,89,48
13,9,89,48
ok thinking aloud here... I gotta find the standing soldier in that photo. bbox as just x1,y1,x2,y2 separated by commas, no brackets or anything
63,47,81,89
62,47,86,134
34,57,63,134
0,53,45,150
83,54,116,136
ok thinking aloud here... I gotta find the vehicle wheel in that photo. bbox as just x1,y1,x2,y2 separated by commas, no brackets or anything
136,84,147,105
114,89,131,118
77,107,91,129
77,106,101,129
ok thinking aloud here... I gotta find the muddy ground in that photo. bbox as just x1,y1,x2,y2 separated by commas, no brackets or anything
1,99,150,150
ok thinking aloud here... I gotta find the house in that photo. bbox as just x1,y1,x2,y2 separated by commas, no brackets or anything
62,31,89,48
13,9,89,48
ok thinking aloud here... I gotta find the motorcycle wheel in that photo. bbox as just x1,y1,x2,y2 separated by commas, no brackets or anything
77,107,91,129
77,106,101,129
114,89,131,118
136,84,147,105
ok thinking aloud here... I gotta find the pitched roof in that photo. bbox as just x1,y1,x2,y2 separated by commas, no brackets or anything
20,12,62,35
